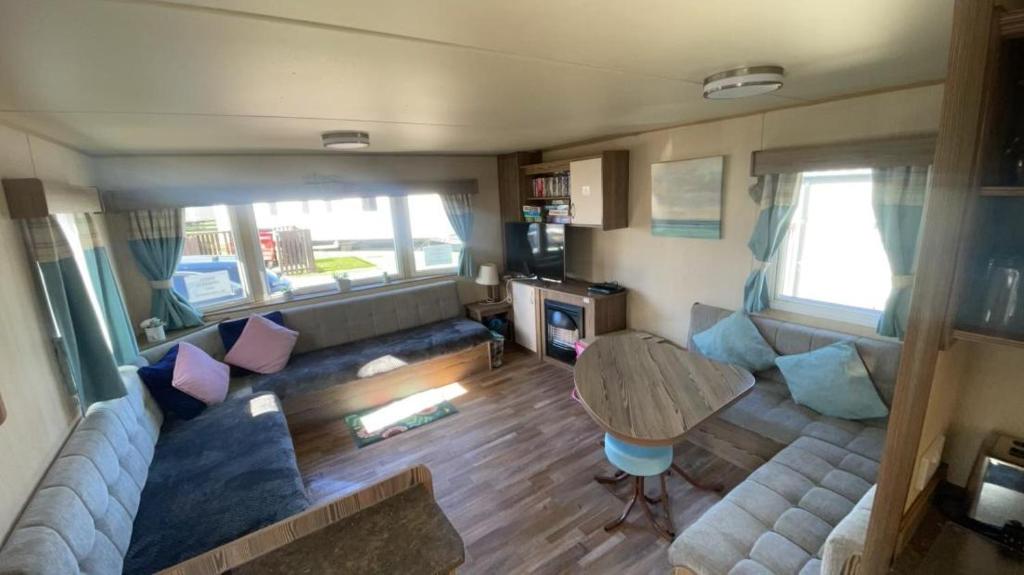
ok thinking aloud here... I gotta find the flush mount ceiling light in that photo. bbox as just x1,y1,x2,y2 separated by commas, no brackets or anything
321,131,370,150
703,66,785,100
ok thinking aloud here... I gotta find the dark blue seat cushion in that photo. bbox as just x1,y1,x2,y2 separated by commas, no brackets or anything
137,345,207,420
246,317,491,399
123,393,309,574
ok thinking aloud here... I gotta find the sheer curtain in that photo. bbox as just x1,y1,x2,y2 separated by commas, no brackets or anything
872,166,930,339
742,173,803,313
23,217,125,407
127,209,203,329
440,192,474,278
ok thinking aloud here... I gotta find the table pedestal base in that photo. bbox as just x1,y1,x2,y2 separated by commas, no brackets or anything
594,472,675,540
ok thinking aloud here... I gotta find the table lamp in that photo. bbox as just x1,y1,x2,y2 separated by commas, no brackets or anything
475,263,500,303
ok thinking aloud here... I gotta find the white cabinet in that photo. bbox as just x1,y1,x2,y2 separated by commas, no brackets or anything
569,157,604,226
511,281,538,353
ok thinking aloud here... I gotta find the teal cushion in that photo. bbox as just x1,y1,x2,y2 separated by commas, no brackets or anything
692,311,777,371
775,342,889,420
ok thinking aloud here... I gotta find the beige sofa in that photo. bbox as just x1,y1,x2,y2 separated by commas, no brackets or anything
670,304,900,575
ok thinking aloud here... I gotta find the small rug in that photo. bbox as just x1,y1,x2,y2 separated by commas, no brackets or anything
344,400,458,448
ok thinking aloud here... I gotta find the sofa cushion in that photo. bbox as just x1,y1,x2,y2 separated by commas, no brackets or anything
224,314,299,374
692,311,778,372
138,345,208,420
246,317,491,399
172,342,230,405
776,342,889,420
718,379,887,452
122,393,309,574
0,368,163,575
669,435,883,575
218,310,286,352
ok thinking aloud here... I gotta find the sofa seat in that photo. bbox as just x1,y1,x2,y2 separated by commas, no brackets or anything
245,317,492,400
122,393,309,574
719,379,887,459
669,433,883,575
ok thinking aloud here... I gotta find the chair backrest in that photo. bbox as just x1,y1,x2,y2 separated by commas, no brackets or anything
687,303,902,406
0,368,163,575
140,280,464,363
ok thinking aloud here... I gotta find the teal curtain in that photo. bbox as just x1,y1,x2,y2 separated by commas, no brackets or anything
440,192,474,278
743,173,803,312
872,166,930,339
72,214,140,364
127,209,203,329
23,217,125,407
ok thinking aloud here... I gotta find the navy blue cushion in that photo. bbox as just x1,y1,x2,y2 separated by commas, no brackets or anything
218,311,286,351
137,345,206,420
122,393,309,574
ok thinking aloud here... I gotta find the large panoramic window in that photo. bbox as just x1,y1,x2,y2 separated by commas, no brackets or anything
772,169,892,326
173,205,249,309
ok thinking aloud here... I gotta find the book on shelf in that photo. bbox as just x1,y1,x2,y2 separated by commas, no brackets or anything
531,173,570,198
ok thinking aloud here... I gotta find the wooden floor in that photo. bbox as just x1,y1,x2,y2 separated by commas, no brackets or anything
290,347,751,574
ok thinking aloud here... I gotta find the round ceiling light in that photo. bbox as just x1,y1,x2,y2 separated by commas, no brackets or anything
321,131,370,150
703,66,785,100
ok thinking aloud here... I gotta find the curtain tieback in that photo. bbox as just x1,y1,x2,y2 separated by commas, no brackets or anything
150,279,173,289
892,274,914,289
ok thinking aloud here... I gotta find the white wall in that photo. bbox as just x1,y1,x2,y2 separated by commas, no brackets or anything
92,154,503,327
545,84,945,345
0,123,87,539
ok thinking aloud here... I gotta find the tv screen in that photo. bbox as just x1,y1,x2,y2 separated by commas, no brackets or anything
505,222,566,282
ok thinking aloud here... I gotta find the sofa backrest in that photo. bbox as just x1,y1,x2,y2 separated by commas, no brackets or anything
687,303,902,406
0,368,163,575
140,280,464,364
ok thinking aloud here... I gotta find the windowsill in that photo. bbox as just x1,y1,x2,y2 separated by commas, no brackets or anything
760,306,893,341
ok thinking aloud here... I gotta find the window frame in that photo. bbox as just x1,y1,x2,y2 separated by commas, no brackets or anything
767,169,886,328
175,205,255,313
175,193,462,314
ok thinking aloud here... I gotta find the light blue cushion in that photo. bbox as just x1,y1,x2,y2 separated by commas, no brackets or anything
604,433,673,477
692,311,777,371
775,342,889,420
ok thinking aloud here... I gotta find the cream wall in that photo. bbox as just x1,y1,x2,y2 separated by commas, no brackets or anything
0,123,87,539
545,84,945,345
91,154,502,329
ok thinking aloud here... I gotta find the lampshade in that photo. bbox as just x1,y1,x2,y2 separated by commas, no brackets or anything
475,263,500,286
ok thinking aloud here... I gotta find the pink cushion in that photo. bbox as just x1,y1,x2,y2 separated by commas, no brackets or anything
223,314,299,374
171,342,230,405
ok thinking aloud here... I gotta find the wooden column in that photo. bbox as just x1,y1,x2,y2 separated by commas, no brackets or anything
859,0,998,572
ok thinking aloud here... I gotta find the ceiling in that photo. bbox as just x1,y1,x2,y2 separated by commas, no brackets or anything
0,0,953,156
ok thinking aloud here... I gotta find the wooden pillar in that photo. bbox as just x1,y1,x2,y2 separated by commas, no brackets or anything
859,0,998,572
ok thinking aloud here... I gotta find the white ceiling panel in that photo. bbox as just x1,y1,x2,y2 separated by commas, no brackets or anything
0,0,952,155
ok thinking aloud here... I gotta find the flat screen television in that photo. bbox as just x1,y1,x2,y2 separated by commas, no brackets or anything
505,222,566,282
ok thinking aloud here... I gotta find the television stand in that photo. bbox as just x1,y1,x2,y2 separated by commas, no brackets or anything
508,278,627,367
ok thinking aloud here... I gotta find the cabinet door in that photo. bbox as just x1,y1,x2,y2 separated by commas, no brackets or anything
511,282,538,352
570,157,604,226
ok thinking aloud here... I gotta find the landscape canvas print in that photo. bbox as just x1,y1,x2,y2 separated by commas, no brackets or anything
651,156,724,238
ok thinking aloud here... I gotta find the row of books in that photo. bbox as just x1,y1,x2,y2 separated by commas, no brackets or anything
531,174,570,198
522,200,571,224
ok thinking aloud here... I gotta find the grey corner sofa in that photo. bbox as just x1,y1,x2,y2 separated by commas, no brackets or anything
670,303,901,575
0,367,308,575
140,280,493,425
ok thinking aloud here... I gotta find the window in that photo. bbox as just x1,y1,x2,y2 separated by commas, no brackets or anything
254,197,399,294
408,194,462,275
772,169,892,325
171,193,464,314
174,206,249,309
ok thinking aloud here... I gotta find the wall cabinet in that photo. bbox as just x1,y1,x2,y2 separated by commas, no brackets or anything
496,150,629,231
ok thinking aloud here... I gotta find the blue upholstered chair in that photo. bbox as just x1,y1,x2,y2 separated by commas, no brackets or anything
596,433,675,539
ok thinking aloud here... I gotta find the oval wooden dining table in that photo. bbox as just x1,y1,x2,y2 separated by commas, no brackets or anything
574,331,756,536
